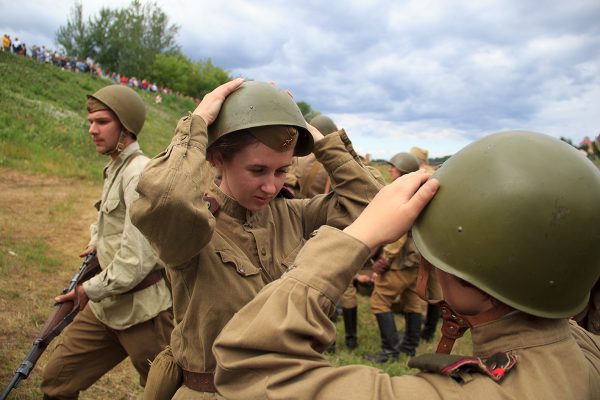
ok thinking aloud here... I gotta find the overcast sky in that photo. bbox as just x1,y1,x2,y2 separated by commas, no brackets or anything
2,0,599,158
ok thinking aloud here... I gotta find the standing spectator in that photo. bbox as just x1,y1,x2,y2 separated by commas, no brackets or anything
2,34,11,52
12,37,21,54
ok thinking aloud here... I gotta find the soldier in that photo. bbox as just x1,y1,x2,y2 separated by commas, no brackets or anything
41,85,173,399
130,79,382,399
214,131,600,399
364,152,426,362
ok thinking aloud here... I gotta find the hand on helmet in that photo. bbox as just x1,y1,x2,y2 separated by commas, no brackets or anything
193,78,244,126
343,170,439,250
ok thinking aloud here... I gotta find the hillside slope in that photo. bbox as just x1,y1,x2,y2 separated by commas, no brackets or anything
0,51,196,181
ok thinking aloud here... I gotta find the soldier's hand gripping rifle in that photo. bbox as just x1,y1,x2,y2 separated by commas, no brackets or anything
0,252,100,400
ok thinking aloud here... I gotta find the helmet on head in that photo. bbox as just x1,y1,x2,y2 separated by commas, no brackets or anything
389,152,419,174
87,85,146,136
209,81,313,156
413,131,600,319
309,115,338,136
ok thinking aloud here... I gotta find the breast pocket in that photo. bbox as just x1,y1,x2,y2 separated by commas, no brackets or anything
100,198,124,237
216,249,261,278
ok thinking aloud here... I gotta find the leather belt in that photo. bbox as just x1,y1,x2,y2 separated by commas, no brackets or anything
126,270,163,294
182,370,216,393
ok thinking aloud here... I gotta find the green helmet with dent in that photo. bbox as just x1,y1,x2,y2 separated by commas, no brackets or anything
209,81,313,156
389,152,420,174
412,131,600,318
309,115,338,136
87,85,146,136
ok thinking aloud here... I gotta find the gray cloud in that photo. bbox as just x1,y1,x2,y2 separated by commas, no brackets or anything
1,0,599,157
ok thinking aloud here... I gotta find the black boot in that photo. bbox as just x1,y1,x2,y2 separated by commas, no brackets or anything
398,312,422,357
342,307,358,350
363,312,400,363
421,303,441,342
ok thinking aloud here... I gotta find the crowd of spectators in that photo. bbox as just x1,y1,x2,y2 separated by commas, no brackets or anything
2,33,197,105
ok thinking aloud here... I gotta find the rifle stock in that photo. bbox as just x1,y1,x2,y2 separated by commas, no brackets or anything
0,252,100,400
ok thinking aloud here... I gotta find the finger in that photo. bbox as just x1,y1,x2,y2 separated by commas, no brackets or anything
405,178,440,221
216,78,244,97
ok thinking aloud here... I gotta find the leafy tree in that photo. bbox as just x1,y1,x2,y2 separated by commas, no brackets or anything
148,51,192,93
297,101,319,121
187,59,231,99
55,1,93,59
57,0,180,77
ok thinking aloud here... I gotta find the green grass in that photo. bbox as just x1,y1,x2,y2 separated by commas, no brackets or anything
0,52,195,181
328,293,472,377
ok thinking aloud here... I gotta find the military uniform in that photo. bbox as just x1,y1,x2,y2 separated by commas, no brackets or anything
41,143,173,399
214,227,600,400
371,235,425,315
296,153,330,198
130,114,382,398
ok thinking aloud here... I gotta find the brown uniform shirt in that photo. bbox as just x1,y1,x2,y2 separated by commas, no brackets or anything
214,226,600,400
130,114,382,374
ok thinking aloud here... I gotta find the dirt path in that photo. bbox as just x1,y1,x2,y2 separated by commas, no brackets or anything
0,167,142,399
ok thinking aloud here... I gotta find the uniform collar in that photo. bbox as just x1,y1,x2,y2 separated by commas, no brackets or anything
471,312,571,357
103,142,140,178
210,183,247,221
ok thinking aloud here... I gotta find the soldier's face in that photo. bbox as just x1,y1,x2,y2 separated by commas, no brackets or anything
88,110,122,155
389,165,402,181
216,141,293,211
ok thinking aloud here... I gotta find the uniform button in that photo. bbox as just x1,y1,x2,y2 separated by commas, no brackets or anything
261,248,267,256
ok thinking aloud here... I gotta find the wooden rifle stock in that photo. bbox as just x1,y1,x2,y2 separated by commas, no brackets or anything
0,252,100,400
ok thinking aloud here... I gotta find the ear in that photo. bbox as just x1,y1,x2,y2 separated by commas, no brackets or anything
212,152,225,171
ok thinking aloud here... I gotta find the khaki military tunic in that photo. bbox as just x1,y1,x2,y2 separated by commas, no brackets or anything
41,143,173,398
84,142,172,329
214,226,600,400
131,114,382,396
371,234,426,314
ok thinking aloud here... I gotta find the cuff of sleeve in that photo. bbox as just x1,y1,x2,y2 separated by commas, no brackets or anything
174,113,209,149
82,276,104,301
287,226,371,305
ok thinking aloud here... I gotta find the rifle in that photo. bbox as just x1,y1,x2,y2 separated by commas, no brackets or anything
0,252,100,400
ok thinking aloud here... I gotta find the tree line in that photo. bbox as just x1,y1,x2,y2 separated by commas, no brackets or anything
56,0,232,99
57,0,320,115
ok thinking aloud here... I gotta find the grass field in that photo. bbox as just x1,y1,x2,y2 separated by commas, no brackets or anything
0,52,472,399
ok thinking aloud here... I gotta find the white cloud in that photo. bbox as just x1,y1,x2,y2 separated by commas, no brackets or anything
1,0,599,157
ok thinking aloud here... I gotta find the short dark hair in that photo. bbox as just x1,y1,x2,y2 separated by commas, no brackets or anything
206,129,259,165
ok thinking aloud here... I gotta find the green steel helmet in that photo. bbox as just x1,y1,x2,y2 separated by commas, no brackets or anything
412,130,600,318
389,152,420,174
209,81,313,156
87,85,146,136
309,114,338,135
